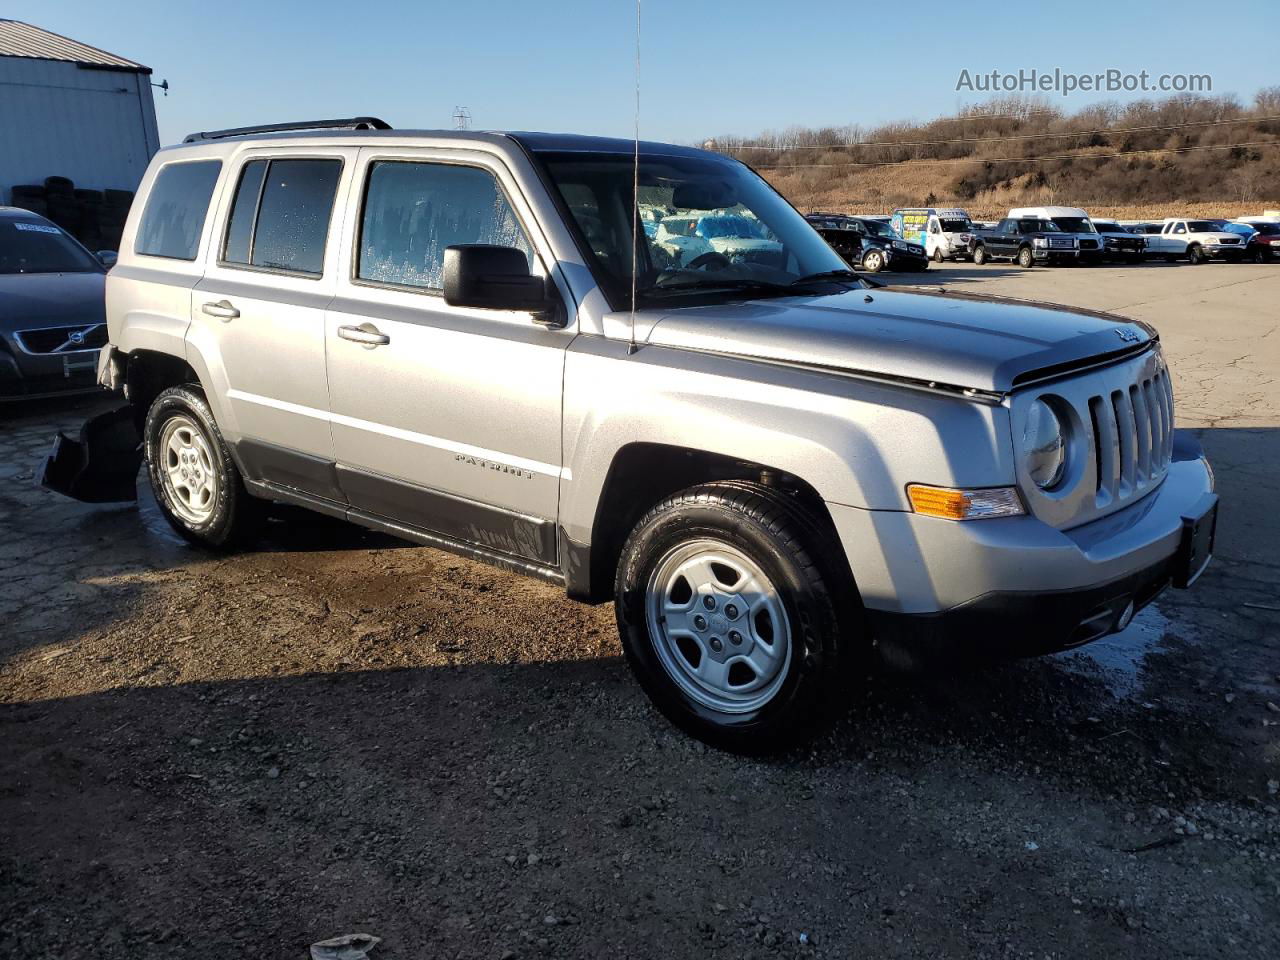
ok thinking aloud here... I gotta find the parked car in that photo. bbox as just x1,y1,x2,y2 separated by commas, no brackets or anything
890,207,975,263
969,218,1079,266
0,207,115,401
654,213,782,267
44,121,1217,751
1143,219,1248,263
805,213,928,272
1231,220,1280,262
1007,207,1103,264
1087,219,1147,263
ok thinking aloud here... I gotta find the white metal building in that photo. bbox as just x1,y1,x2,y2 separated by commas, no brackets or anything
0,19,159,203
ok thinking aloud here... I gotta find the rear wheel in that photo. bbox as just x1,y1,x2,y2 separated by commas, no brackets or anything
972,244,988,266
1017,246,1035,268
614,482,855,752
145,385,264,549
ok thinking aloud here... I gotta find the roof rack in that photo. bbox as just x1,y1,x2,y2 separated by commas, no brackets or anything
182,117,391,143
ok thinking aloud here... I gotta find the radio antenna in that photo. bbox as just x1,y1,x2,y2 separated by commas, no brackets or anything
627,0,641,355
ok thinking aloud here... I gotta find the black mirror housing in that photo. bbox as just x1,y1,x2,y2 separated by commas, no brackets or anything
443,245,559,324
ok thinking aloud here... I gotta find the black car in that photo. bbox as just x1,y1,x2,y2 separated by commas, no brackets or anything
805,213,929,273
0,207,112,401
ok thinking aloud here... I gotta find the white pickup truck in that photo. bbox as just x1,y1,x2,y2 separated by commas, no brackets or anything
1142,218,1249,264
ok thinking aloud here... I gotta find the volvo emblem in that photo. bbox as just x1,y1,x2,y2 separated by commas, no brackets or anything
1114,328,1141,343
68,330,85,345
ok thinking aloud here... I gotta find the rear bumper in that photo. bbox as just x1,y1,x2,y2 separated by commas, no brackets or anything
830,431,1215,665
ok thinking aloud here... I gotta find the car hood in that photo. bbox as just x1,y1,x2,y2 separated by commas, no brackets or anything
642,286,1153,393
1198,233,1243,243
0,271,106,333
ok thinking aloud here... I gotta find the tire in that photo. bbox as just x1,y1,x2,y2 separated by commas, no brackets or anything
861,249,885,273
144,385,264,549
1017,246,1035,268
931,247,944,263
972,244,988,266
614,482,856,753
1187,245,1204,265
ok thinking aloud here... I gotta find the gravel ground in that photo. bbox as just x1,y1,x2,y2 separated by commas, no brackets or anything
2,262,1278,959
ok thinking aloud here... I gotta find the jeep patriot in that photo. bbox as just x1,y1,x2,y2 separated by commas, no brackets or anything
44,118,1218,750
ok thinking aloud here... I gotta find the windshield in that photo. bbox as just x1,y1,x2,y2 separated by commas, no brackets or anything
859,219,895,239
1186,221,1221,232
1251,222,1280,235
0,218,102,275
1092,221,1120,231
1019,219,1062,233
938,218,970,232
1053,217,1095,233
538,151,855,306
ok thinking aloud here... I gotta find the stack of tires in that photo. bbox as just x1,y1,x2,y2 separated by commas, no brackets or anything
6,176,134,251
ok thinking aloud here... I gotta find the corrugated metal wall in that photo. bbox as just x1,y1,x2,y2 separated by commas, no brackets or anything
0,56,159,203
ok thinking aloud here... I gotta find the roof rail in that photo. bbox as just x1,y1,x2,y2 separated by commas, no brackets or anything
182,117,391,143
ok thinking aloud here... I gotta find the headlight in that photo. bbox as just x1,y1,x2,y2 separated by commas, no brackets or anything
1023,399,1066,489
893,240,911,252
1032,237,1047,247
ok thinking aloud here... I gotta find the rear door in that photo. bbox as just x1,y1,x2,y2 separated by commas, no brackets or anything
323,147,573,567
191,147,358,500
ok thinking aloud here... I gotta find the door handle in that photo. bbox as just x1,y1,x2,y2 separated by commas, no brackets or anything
201,300,239,321
337,323,390,347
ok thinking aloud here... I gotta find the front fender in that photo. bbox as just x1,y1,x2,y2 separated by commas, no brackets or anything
559,336,1015,547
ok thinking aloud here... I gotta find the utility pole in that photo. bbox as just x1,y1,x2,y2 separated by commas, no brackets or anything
452,106,471,130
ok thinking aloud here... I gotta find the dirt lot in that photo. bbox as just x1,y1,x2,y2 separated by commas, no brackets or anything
2,261,1278,959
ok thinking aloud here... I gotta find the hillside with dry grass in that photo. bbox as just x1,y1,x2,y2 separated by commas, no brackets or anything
709,92,1280,219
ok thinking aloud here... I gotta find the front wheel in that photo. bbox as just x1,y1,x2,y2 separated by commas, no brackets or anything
145,385,264,549
1187,245,1205,265
861,249,885,273
931,247,945,263
1017,246,1035,268
614,483,854,752
972,244,988,266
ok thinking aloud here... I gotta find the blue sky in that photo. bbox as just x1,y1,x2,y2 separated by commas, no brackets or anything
13,0,1280,146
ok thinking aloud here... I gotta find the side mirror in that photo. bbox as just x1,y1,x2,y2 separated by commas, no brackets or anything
96,250,118,268
443,245,562,326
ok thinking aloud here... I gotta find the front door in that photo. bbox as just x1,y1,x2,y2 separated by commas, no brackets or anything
323,148,573,566
192,147,358,500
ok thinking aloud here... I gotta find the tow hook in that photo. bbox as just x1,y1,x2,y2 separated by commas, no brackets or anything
38,402,142,503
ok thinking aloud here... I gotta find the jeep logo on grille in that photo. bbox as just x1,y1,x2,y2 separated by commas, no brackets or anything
1114,328,1141,343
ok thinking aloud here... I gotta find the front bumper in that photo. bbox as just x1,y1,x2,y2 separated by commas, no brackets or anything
830,431,1215,665
1204,244,1246,260
0,341,100,400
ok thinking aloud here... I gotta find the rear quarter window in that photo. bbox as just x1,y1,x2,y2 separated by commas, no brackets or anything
134,160,223,261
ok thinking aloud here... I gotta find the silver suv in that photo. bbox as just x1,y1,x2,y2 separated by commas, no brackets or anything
46,119,1218,751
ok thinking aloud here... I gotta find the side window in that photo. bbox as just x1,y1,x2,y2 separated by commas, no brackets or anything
358,161,533,290
1174,222,1187,234
134,160,222,261
220,158,341,276
222,160,267,265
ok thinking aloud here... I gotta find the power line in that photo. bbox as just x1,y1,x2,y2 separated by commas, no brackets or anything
725,114,1280,152
753,138,1280,170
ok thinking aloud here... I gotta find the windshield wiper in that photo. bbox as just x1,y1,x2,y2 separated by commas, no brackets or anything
790,269,862,285
643,279,803,299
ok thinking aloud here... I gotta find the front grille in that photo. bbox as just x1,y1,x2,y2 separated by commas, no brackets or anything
1079,239,1099,250
14,324,107,354
1048,237,1074,249
1218,237,1240,245
1087,367,1174,508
